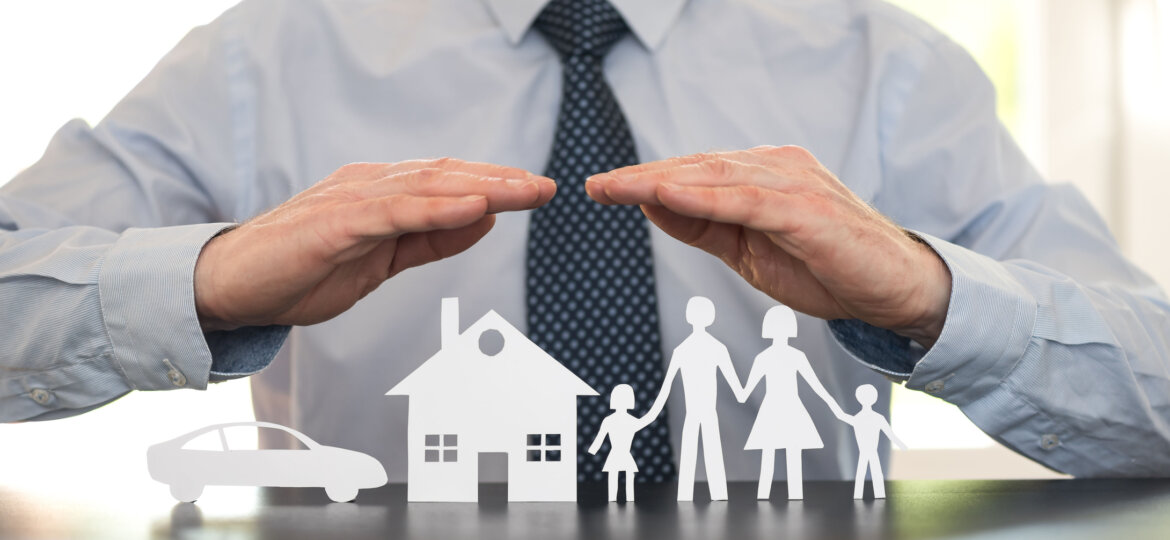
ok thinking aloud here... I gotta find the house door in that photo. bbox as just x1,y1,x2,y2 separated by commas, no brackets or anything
478,452,508,503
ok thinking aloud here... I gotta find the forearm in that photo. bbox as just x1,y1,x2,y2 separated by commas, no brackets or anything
0,224,286,421
833,228,1170,476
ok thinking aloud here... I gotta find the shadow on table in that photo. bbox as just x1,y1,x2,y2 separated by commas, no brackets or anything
155,488,396,540
151,480,1170,540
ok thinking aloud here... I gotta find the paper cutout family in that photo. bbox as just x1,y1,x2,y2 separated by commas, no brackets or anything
149,297,903,504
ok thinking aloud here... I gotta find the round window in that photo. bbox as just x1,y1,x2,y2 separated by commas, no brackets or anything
479,329,505,356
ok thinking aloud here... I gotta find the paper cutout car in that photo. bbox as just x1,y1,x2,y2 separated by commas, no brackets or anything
387,298,599,502
147,421,387,503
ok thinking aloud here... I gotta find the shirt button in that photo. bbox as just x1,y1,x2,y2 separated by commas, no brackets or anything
163,359,187,387
29,388,53,405
924,380,945,394
1040,433,1061,450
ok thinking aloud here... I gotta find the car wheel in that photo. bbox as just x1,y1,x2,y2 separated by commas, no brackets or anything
170,484,203,502
325,486,358,503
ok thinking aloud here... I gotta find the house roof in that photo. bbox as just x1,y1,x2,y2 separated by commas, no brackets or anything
387,310,599,398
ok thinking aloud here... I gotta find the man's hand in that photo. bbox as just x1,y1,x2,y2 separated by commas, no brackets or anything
195,159,555,331
586,146,951,348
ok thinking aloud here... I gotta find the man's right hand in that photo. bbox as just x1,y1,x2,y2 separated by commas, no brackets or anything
194,159,555,331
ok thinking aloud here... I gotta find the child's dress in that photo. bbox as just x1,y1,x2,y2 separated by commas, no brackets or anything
597,412,639,473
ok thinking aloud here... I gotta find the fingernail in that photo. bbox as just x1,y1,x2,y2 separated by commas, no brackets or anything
584,180,601,197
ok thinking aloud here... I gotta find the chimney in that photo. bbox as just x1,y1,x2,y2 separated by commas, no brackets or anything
441,297,459,349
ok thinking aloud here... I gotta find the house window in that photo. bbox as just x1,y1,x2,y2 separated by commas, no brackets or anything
425,434,458,463
525,433,562,462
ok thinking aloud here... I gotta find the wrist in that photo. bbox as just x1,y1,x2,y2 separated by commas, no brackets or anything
891,230,952,348
194,228,240,332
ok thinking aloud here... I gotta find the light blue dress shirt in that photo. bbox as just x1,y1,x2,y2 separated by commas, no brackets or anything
2,0,1168,480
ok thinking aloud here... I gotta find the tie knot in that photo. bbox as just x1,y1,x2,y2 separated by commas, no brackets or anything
533,0,630,59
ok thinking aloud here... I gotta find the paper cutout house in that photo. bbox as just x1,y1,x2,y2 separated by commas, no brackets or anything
387,298,599,502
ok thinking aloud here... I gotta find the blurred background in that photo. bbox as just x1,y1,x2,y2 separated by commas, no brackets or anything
0,0,1168,496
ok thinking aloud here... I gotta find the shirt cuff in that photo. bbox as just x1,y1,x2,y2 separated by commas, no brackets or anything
97,223,236,391
207,325,290,381
829,231,1037,406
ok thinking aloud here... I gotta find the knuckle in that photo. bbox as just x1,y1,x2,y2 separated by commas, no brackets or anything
775,145,815,162
801,190,838,218
428,156,457,170
698,157,731,178
375,193,407,212
481,163,514,179
413,167,444,182
337,161,375,176
733,184,784,229
327,162,363,183
689,152,717,165
320,183,362,204
735,184,768,200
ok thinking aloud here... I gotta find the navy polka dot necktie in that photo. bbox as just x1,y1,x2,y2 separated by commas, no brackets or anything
527,0,675,483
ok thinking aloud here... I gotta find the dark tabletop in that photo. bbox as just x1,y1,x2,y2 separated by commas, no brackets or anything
2,480,1170,539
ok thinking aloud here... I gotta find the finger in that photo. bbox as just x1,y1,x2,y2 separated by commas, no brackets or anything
333,159,546,184
640,204,744,263
588,145,840,204
653,183,809,235
589,158,754,205
731,146,854,198
597,152,721,177
589,160,786,207
389,215,496,276
592,147,780,178
354,170,555,213
599,145,817,178
339,194,490,239
642,203,842,315
403,157,544,182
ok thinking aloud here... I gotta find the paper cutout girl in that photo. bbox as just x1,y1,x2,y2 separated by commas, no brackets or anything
588,384,652,502
736,305,845,500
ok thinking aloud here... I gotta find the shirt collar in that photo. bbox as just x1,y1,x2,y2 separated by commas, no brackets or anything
483,0,687,50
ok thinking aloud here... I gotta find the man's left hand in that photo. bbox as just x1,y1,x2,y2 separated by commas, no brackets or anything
586,145,951,348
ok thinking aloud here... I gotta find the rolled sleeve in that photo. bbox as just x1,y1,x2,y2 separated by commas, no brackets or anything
97,223,235,391
829,230,1037,406
826,232,1162,474
901,232,1037,406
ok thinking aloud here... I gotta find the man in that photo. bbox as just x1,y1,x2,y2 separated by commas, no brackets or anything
2,0,1168,484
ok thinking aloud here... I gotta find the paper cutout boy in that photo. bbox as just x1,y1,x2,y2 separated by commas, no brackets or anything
588,384,653,502
839,384,907,499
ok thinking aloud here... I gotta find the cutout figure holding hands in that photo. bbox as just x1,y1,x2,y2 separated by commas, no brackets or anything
737,305,845,500
588,384,653,502
841,384,907,499
642,296,745,501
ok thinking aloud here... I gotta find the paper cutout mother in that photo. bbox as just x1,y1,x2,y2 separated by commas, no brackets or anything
736,305,845,500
